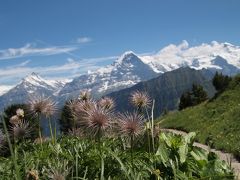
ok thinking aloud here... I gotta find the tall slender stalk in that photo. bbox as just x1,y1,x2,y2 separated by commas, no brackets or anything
151,99,156,169
97,129,102,154
138,106,151,153
1,115,21,180
48,118,54,144
146,124,151,153
130,136,133,168
100,156,105,180
54,119,57,141
37,115,43,150
151,100,155,153
96,129,103,178
75,152,78,178
145,107,151,153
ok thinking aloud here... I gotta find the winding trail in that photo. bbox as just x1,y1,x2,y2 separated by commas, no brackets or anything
161,128,240,179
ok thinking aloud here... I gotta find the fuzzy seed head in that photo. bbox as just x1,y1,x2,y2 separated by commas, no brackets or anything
28,96,57,117
26,169,39,180
98,97,115,110
16,108,24,118
10,115,21,125
130,91,151,109
11,120,31,140
46,162,69,180
66,99,79,113
48,170,66,180
83,105,112,137
118,112,144,138
73,100,97,118
79,90,91,101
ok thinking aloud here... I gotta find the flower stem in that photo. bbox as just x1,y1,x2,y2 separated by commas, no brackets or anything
130,136,133,168
2,116,21,180
151,100,155,153
145,107,151,153
48,118,54,144
37,115,43,150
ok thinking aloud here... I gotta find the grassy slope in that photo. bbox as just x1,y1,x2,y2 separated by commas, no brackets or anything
159,76,240,157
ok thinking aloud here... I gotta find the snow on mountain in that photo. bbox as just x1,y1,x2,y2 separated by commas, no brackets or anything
60,41,240,101
21,72,59,91
0,85,14,96
1,41,240,111
141,41,240,74
0,73,68,110
59,51,158,99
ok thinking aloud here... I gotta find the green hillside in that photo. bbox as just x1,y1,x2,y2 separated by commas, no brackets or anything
159,75,240,159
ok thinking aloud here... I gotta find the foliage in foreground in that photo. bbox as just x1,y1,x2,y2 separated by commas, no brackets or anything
0,89,235,179
0,132,234,179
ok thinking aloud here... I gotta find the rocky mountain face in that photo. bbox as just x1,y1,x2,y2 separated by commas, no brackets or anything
0,52,158,111
58,41,240,102
106,67,216,118
0,41,240,111
0,73,66,111
58,51,158,100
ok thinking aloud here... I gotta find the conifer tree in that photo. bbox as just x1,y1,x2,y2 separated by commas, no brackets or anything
179,84,208,110
192,84,208,105
179,92,192,110
212,72,231,92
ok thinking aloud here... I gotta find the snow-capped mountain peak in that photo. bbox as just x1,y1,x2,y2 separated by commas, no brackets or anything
115,51,137,64
88,51,147,77
21,72,68,90
0,73,70,111
141,40,240,74
23,72,47,86
59,51,158,98
57,41,240,100
1,41,240,112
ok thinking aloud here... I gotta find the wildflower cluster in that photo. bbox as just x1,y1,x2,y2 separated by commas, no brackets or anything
0,90,235,180
65,91,150,143
8,108,32,141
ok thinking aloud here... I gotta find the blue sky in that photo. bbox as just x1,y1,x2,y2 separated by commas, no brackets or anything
0,0,240,86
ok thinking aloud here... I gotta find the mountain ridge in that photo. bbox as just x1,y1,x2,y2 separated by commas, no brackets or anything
0,73,67,111
58,51,158,99
106,67,216,117
1,41,240,111
142,41,240,74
